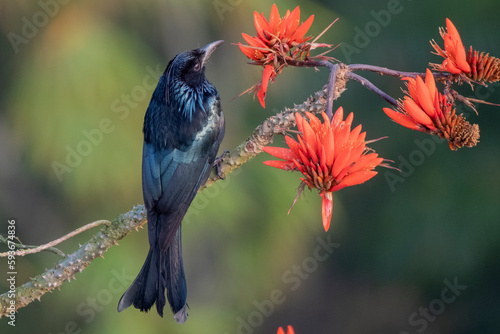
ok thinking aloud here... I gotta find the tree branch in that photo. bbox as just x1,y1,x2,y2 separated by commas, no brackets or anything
347,72,398,107
0,206,146,317
0,88,329,317
0,220,111,258
279,59,346,119
348,64,426,78
348,63,451,81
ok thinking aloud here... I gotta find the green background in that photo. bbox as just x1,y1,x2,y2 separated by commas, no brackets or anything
1,0,499,333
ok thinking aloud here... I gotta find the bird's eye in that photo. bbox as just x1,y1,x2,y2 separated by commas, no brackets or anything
194,62,201,72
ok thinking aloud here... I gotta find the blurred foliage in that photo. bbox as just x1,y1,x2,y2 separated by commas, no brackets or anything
1,0,499,333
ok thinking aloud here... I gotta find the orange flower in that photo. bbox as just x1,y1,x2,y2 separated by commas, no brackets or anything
277,325,295,334
239,4,328,108
383,69,479,150
263,108,385,231
239,4,314,63
431,18,500,82
431,18,471,74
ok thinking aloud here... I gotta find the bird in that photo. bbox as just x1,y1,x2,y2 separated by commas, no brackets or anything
117,40,225,323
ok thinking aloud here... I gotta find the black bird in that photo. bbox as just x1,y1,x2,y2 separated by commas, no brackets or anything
118,40,225,323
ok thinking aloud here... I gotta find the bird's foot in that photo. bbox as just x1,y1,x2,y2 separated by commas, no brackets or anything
213,150,229,180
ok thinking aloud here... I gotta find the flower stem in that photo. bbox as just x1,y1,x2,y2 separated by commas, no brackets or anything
285,59,338,119
347,72,398,107
348,64,451,80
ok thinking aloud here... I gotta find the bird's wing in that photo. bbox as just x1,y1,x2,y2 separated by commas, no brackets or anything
142,136,219,249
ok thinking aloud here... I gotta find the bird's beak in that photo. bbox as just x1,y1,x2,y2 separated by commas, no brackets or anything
200,40,224,67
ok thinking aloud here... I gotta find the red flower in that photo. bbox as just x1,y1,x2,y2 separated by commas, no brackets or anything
430,18,471,74
430,19,500,83
263,108,385,231
383,69,479,150
238,4,328,109
239,4,314,63
277,325,295,334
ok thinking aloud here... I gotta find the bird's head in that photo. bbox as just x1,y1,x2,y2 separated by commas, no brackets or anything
144,41,224,146
166,40,224,90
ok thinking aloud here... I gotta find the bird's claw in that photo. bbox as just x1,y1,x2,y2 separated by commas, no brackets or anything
213,150,229,180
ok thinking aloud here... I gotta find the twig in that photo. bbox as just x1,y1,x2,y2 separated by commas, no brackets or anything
349,64,426,78
319,60,338,120
348,64,451,81
0,208,145,317
0,220,111,258
280,59,343,119
0,235,65,257
347,72,398,107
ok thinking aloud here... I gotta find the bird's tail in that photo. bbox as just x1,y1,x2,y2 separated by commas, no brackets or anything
163,228,188,323
117,228,188,323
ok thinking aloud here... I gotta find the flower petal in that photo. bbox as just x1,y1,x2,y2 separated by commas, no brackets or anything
301,117,318,154
404,77,419,104
262,65,274,92
292,14,314,43
445,18,463,48
416,75,436,118
305,141,319,164
332,141,351,178
444,19,471,73
263,160,296,171
324,128,335,167
254,11,270,42
285,135,301,155
332,170,378,192
403,97,434,127
292,158,305,173
332,106,344,128
269,4,281,35
454,41,471,73
262,146,295,160
241,33,268,49
384,107,421,130
424,69,437,104
295,112,304,134
257,87,266,108
349,153,383,174
348,124,362,145
321,192,333,231
304,111,321,130
344,112,354,130
238,43,259,60
443,59,462,74
284,6,300,39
